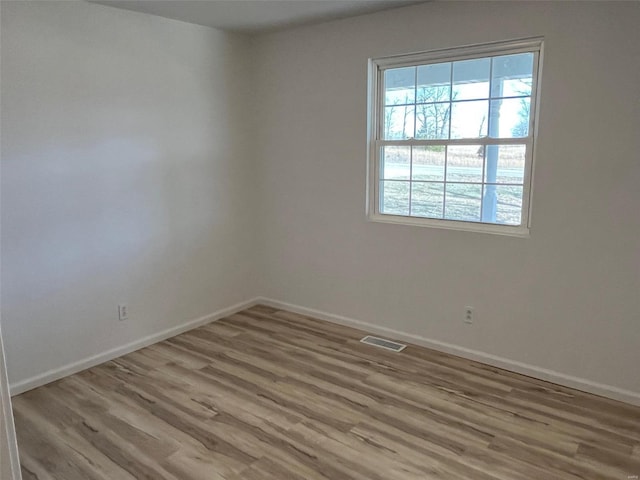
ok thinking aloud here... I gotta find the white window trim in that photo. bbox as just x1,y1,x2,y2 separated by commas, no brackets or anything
366,37,544,237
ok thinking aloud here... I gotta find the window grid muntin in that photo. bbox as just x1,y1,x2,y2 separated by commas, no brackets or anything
380,180,527,188
378,143,528,225
385,93,531,110
382,57,533,142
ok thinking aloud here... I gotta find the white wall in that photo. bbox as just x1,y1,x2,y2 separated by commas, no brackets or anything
1,1,258,387
2,0,639,405
253,1,640,397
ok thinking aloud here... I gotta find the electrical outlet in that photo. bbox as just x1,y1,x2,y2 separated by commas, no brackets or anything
118,304,128,321
464,306,473,324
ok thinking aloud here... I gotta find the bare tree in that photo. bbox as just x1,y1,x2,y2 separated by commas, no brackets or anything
385,101,413,139
415,86,453,139
511,79,533,137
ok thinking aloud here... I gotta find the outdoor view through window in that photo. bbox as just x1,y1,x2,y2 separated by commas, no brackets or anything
370,40,541,234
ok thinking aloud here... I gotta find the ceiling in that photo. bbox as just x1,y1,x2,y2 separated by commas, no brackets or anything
88,0,427,34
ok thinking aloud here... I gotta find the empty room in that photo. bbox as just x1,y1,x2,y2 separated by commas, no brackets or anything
1,0,639,478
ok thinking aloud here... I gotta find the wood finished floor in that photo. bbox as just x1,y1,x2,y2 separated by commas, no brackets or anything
12,305,640,480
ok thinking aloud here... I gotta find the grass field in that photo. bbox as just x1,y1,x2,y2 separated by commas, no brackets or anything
379,145,525,225
380,180,522,225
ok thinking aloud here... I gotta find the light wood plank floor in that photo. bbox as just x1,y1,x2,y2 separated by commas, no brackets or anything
13,305,640,479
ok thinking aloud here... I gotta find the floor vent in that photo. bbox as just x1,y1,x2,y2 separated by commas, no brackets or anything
360,335,407,352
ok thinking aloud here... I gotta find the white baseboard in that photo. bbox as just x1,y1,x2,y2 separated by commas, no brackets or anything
9,297,262,396
256,297,640,407
11,295,640,407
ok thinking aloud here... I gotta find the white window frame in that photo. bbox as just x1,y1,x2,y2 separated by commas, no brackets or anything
367,38,543,237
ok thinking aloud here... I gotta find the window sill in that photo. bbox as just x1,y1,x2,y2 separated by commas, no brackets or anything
368,213,530,238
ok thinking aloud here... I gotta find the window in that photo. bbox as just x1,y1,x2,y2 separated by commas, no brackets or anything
367,38,542,236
